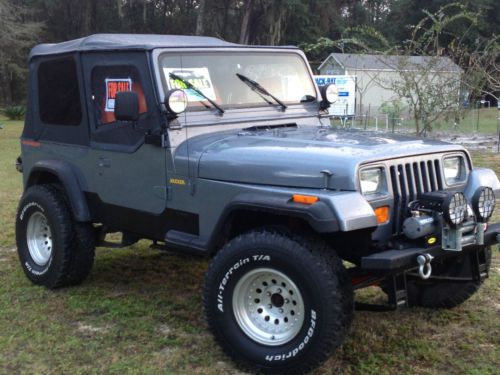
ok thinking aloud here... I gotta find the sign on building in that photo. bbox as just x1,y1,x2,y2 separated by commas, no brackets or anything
314,75,356,116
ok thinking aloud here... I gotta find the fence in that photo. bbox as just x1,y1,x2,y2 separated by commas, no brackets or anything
328,107,500,135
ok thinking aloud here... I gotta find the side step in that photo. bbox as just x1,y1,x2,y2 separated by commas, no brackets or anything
355,273,408,311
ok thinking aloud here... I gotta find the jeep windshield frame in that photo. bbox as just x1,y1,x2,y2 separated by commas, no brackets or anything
155,49,318,113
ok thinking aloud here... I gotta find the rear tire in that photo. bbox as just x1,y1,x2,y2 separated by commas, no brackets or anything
405,247,492,309
203,230,353,374
16,184,95,288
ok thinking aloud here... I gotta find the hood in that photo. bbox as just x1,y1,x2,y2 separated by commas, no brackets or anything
196,126,464,190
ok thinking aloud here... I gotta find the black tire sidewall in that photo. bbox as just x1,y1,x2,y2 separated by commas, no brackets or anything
207,241,337,370
16,188,69,287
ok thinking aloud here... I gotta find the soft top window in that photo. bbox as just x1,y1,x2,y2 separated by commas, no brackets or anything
38,57,83,126
91,65,147,126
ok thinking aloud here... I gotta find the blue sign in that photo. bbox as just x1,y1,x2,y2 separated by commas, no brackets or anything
313,75,356,116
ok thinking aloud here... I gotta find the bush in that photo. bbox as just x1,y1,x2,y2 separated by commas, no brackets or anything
4,106,26,120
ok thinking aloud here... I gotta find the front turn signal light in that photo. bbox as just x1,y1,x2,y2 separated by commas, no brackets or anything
374,206,390,224
292,194,319,205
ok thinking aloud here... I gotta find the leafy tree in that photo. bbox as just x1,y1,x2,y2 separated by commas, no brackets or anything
304,2,499,134
0,0,43,106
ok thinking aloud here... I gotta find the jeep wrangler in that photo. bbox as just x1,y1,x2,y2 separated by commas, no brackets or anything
16,34,500,374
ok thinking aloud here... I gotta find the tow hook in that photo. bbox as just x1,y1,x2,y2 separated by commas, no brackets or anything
417,254,434,279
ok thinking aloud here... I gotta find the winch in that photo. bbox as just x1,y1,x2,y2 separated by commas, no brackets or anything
402,188,495,251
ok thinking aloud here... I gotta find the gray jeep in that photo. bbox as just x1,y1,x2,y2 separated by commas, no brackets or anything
16,34,500,374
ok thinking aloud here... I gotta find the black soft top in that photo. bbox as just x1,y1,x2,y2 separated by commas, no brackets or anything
29,33,297,60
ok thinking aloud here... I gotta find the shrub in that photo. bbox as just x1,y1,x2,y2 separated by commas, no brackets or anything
4,106,26,120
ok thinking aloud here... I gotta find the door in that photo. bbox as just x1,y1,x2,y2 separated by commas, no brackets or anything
82,52,167,219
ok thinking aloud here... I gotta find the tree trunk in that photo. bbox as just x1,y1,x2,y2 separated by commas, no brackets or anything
195,0,206,35
239,0,254,44
0,59,13,107
221,0,231,38
117,0,123,19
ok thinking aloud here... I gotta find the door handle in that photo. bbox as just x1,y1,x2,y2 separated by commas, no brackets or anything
97,157,111,168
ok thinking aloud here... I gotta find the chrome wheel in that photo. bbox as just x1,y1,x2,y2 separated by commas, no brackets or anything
232,268,305,346
26,212,53,266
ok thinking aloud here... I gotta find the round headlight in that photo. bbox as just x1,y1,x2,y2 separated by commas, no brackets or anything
320,84,339,104
443,192,467,227
165,89,188,114
472,187,495,222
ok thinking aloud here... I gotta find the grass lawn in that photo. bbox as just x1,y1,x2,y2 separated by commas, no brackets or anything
0,120,498,374
435,108,500,134
341,108,500,135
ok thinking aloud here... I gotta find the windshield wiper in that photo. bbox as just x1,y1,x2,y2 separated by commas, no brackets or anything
236,73,287,111
169,72,224,115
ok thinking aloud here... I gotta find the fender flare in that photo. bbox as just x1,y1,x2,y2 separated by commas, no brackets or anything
207,191,378,251
219,193,341,233
26,160,90,222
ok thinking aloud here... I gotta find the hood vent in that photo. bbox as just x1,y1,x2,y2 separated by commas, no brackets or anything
241,123,297,132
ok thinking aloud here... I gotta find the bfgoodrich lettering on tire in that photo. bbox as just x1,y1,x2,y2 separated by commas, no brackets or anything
16,184,95,289
203,230,353,374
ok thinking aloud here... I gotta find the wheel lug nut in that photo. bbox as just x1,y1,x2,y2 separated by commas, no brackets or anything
268,304,272,309
285,299,289,304
279,308,283,313
277,288,282,293
267,292,271,297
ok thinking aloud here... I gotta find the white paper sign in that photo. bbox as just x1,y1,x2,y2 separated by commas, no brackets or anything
163,67,216,102
105,78,132,112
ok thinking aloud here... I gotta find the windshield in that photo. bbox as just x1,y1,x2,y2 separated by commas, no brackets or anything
158,51,317,111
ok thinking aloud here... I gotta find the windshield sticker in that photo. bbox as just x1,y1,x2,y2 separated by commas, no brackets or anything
163,67,216,102
105,78,132,112
281,75,302,101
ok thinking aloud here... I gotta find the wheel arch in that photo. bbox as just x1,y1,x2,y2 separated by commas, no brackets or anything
26,160,90,222
207,195,341,254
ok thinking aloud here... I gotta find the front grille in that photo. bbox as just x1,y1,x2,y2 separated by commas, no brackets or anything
389,157,443,234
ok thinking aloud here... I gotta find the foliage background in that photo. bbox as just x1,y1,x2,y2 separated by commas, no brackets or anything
0,0,498,107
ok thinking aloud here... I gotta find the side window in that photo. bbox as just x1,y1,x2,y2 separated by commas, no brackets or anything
38,57,82,125
91,65,148,126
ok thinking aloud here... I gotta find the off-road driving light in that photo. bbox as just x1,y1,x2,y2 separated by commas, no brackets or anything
165,89,188,114
443,192,468,227
320,83,339,104
472,187,495,222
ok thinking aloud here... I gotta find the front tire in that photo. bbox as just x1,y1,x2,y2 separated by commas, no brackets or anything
16,184,95,288
203,230,353,374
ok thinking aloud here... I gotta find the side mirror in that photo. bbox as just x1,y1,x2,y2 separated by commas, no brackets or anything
164,89,188,116
115,91,139,121
319,83,339,110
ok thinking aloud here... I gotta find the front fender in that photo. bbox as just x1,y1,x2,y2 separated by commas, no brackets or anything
464,168,500,202
219,190,377,234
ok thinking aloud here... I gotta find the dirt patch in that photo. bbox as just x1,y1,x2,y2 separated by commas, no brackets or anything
76,322,111,336
432,132,499,151
157,323,172,336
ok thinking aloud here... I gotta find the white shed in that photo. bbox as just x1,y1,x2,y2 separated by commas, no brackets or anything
318,53,462,115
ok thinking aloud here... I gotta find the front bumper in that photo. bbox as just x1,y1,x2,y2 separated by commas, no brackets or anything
361,222,500,271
